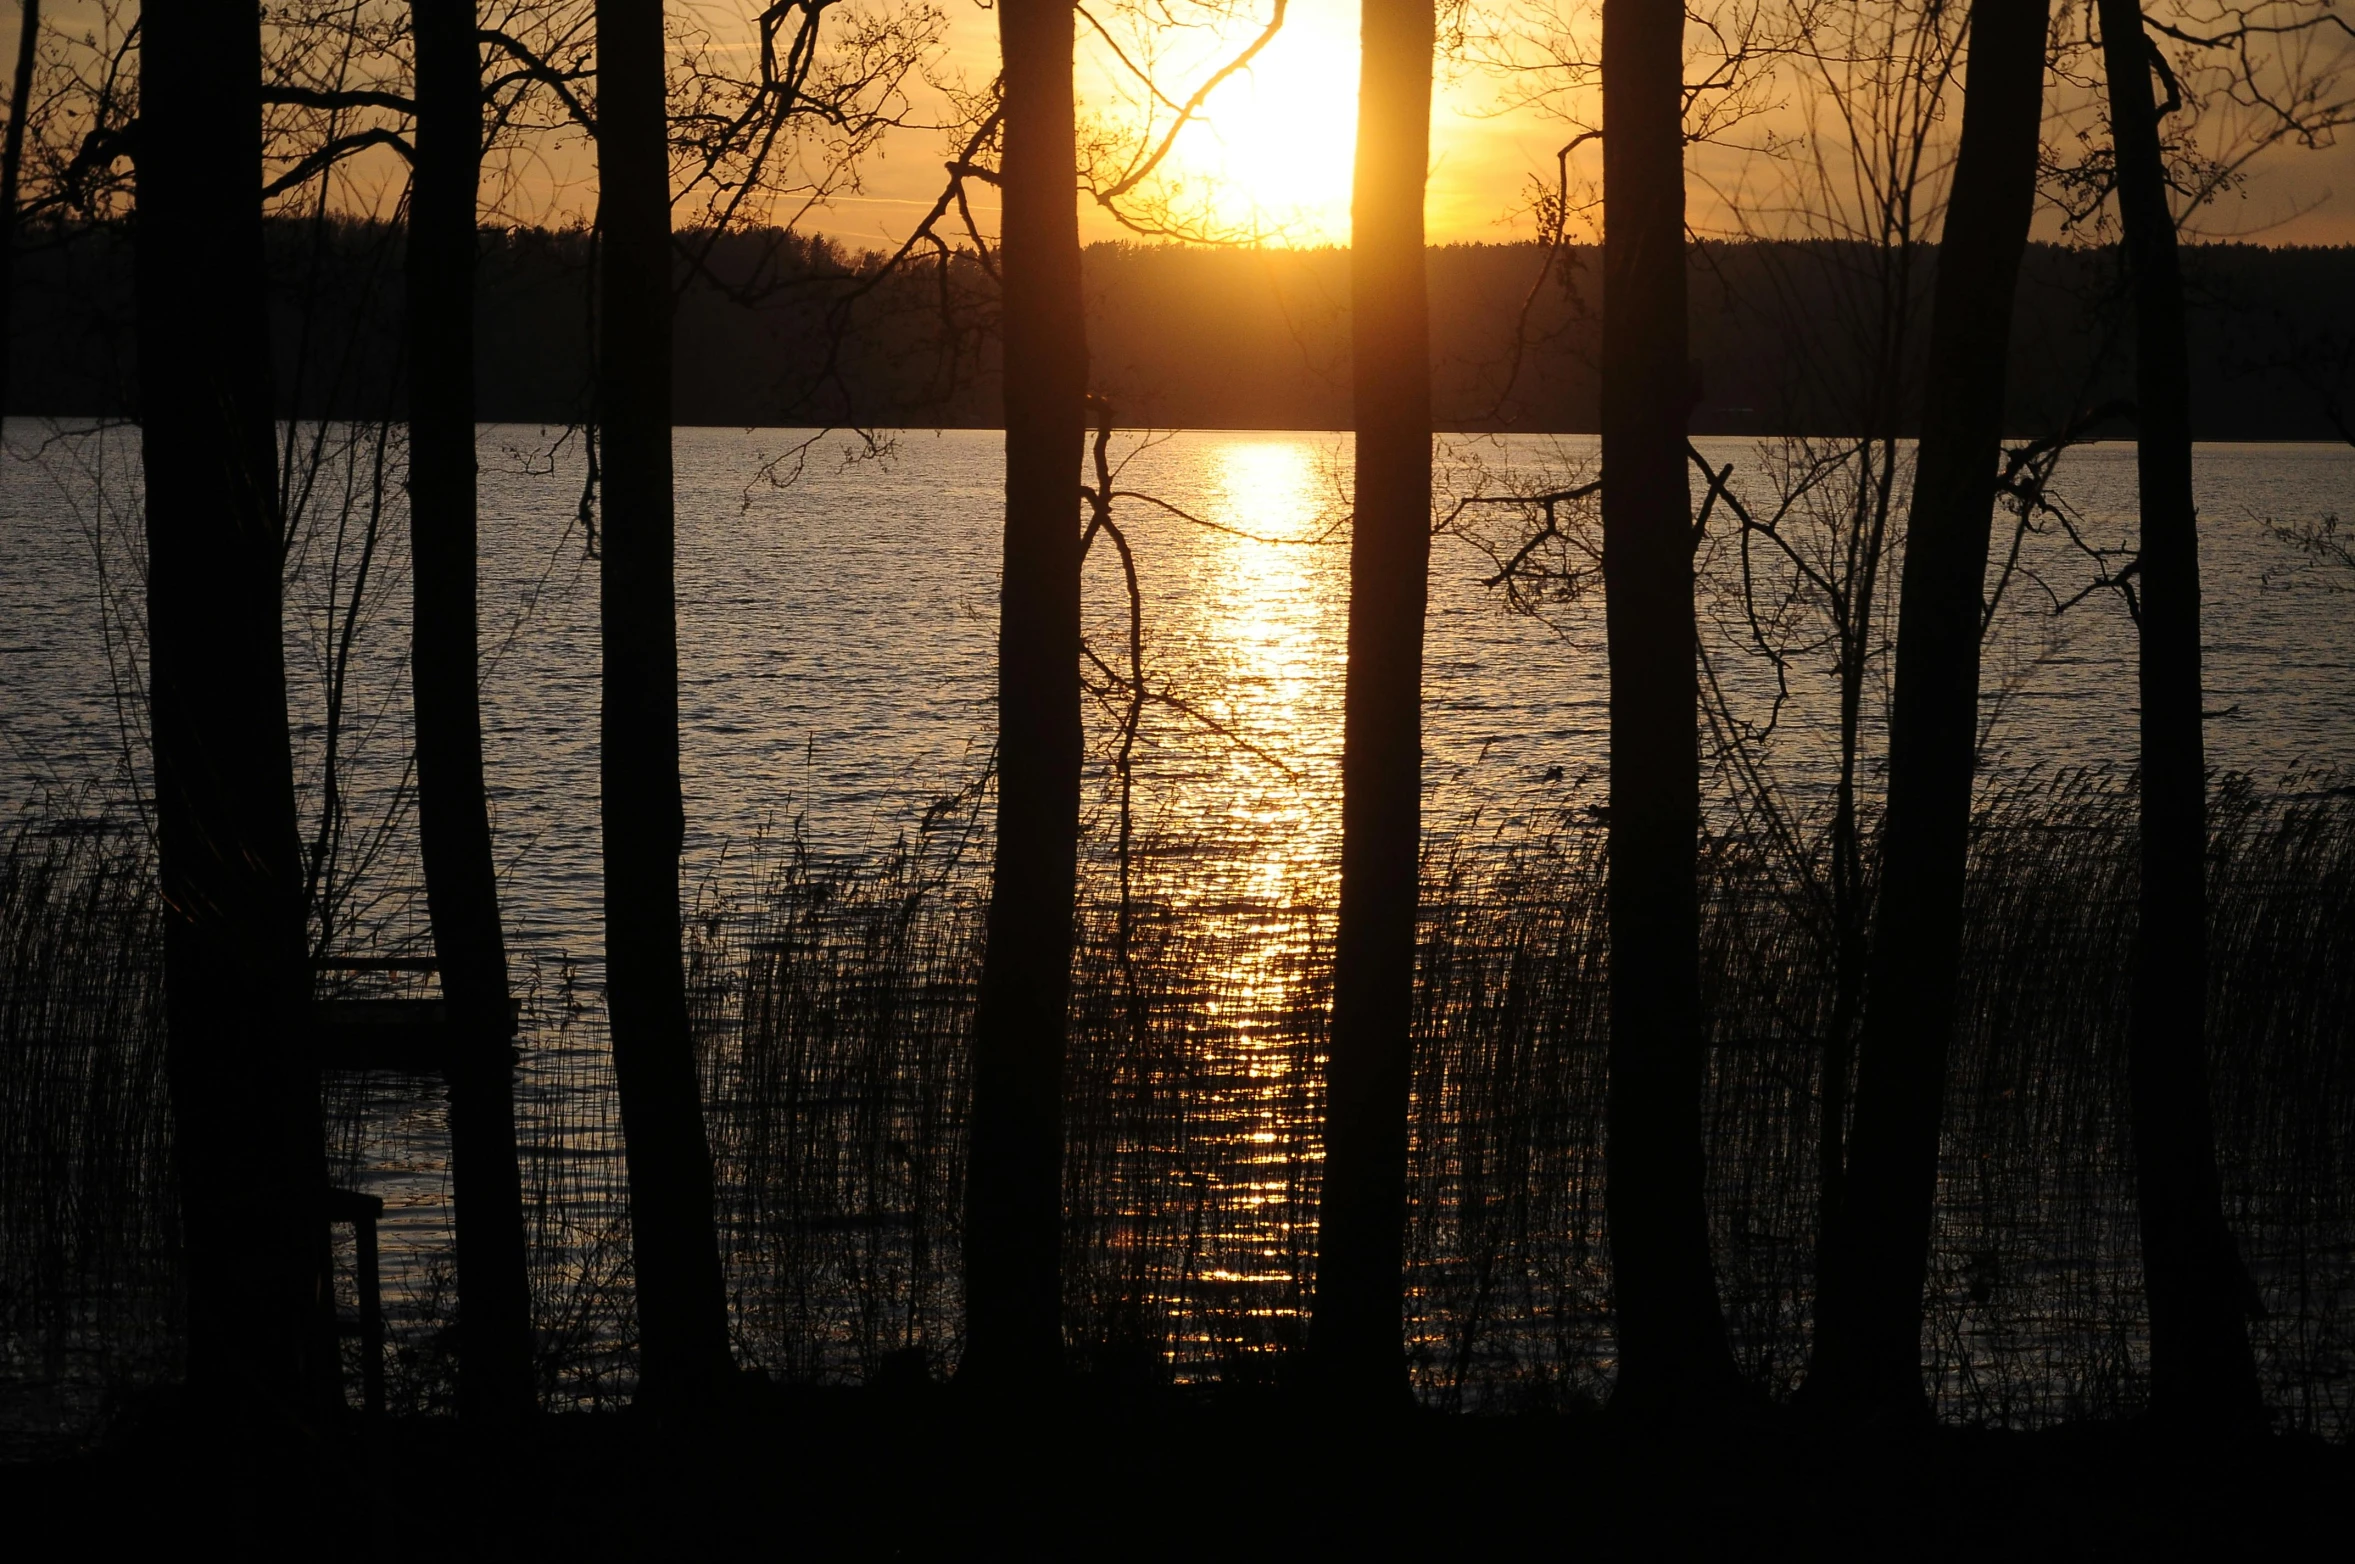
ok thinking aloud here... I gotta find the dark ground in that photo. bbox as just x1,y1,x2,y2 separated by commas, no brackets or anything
3,1385,2347,1557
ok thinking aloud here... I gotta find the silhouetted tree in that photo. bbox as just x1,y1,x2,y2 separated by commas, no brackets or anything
1597,0,1740,1412
408,0,535,1425
2094,0,2263,1427
964,0,1086,1391
0,0,37,417
137,0,336,1411
1311,0,1433,1409
1660,2,1964,1321
1804,0,2054,1420
597,0,733,1408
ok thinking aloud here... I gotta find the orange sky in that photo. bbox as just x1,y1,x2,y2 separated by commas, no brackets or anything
809,0,2355,253
18,0,2355,248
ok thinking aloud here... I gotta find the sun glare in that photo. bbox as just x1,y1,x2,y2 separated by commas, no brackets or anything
1094,0,1363,244
1200,436,1337,958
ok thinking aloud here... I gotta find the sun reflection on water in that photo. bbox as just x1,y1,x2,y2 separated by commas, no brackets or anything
1121,435,1349,1365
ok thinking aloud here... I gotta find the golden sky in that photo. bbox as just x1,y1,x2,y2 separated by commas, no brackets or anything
18,0,2354,247
811,0,2355,253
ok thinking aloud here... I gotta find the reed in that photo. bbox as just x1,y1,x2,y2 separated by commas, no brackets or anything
689,769,2355,1433
0,816,175,1445
3,770,2350,1437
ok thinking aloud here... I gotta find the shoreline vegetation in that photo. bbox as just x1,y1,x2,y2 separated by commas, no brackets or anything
6,766,2350,1449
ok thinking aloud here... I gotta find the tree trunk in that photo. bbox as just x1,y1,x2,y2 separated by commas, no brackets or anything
596,0,733,1409
2094,0,2263,1429
962,0,1086,1391
136,0,336,1410
409,0,536,1425
0,0,38,419
1310,0,1433,1409
1804,0,2052,1420
1598,0,1739,1412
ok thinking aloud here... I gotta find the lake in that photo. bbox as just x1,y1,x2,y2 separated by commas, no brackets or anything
3,422,2352,1416
7,424,2352,970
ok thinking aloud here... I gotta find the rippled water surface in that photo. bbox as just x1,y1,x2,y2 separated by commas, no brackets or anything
8,423,2352,960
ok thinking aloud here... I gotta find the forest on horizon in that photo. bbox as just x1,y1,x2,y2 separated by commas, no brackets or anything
14,225,2355,437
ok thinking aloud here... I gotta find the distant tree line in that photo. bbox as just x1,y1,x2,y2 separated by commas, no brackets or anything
13,224,2355,436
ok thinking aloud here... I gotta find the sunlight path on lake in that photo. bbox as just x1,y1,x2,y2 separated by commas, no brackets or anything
1143,437,1343,1360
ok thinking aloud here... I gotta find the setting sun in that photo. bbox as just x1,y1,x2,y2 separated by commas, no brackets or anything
1089,0,1365,243
1061,0,1571,248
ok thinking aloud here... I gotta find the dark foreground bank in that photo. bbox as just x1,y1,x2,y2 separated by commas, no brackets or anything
4,1389,2348,1557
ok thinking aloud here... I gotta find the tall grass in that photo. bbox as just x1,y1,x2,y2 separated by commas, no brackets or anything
0,818,175,1449
3,771,2350,1437
690,806,1336,1394
1410,772,2354,1430
512,961,641,1413
317,953,644,1416
694,821,980,1386
691,769,2355,1433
